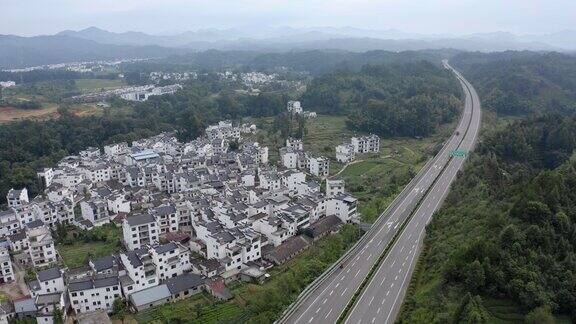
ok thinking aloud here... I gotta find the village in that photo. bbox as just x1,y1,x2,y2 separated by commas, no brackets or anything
0,101,379,323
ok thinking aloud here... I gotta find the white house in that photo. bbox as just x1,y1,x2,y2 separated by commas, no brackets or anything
119,248,160,296
308,156,330,178
26,223,57,268
149,242,191,281
351,134,380,154
122,214,159,250
287,101,303,114
327,194,358,223
6,188,29,208
28,267,65,297
0,241,15,284
335,143,356,163
68,276,121,314
326,179,345,198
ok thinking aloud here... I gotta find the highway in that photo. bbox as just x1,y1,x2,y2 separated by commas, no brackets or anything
278,62,481,324
344,62,481,324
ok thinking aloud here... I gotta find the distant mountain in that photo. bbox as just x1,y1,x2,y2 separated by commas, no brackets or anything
57,26,238,47
54,27,569,52
0,34,189,69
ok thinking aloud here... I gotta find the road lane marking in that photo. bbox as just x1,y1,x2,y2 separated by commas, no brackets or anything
329,290,333,296
369,296,375,306
380,276,387,286
308,317,314,323
325,309,332,319
335,283,340,288
386,290,390,296
322,298,327,305
367,253,372,261
355,269,361,278
316,308,320,314
341,287,348,296
377,307,381,314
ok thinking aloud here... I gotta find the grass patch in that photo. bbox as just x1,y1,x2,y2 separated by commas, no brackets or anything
75,79,125,93
56,224,122,268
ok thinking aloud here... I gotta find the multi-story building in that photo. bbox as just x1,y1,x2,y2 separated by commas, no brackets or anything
149,242,191,281
28,267,65,297
350,134,380,154
0,241,14,283
119,248,159,295
335,143,356,163
6,188,29,208
327,193,358,223
326,179,345,198
308,156,330,178
122,214,159,250
68,275,121,314
26,223,57,268
287,101,303,114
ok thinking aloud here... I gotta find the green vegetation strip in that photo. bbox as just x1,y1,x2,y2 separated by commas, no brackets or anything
337,154,456,323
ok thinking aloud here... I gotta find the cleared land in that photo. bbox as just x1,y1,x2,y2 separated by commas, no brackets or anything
75,79,125,93
0,104,59,123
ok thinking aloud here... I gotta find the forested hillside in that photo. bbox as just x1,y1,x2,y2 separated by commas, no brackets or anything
300,61,462,137
399,115,576,323
453,52,576,115
145,49,455,75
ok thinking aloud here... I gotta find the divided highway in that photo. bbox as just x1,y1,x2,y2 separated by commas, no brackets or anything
278,62,481,324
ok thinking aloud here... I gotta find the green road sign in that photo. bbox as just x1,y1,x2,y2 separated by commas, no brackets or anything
451,150,467,157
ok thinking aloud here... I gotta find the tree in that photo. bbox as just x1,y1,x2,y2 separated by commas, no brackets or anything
525,306,555,324
52,308,64,324
112,297,126,316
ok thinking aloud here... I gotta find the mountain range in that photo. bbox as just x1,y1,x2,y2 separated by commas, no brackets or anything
0,26,574,69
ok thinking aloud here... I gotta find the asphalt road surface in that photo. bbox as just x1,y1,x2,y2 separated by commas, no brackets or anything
278,62,481,324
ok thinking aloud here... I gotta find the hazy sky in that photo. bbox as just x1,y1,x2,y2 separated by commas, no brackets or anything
1,0,575,36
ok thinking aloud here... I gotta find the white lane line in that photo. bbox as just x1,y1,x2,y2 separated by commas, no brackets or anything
335,283,340,289
329,290,333,296
367,253,372,261
341,287,348,296
369,296,375,306
355,269,361,278
322,298,327,305
316,308,321,314
380,276,387,286
386,290,390,296
308,317,314,323
372,317,376,323
325,308,333,319
377,307,382,314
